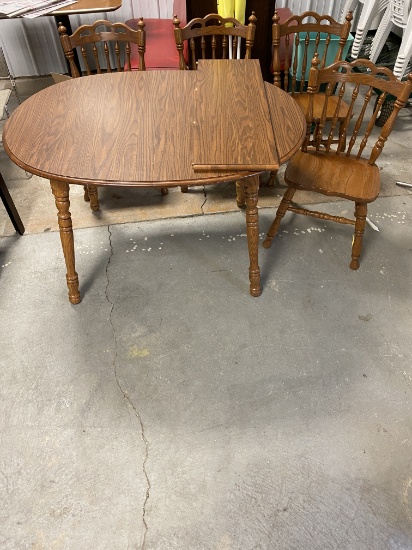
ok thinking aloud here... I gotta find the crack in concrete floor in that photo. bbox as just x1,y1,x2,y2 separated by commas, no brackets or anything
200,186,207,214
105,225,151,550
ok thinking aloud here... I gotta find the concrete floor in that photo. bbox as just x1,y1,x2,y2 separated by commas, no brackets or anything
1,77,412,549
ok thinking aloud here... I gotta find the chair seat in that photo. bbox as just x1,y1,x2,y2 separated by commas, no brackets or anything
292,92,350,120
285,148,380,202
126,18,182,70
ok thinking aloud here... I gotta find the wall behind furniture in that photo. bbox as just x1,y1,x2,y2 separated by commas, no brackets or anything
0,0,349,77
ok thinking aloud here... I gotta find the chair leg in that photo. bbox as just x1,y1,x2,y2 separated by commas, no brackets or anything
263,187,296,249
87,184,100,211
161,187,169,196
236,180,246,208
350,202,367,270
180,186,189,193
267,170,278,188
83,185,90,202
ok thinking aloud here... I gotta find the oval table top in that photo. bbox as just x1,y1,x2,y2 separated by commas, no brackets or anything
3,68,305,188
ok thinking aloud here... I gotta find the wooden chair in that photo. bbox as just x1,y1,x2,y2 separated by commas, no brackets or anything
58,19,147,78
0,171,24,235
173,12,257,71
263,55,412,270
173,12,257,196
58,18,168,207
268,10,353,186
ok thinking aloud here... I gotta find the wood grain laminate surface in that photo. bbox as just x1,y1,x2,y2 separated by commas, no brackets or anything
263,82,305,165
4,65,305,187
4,71,253,186
192,59,279,172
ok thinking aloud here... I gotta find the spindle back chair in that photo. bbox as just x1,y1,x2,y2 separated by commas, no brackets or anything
58,18,146,78
264,55,412,270
173,12,257,71
267,10,353,186
272,10,353,93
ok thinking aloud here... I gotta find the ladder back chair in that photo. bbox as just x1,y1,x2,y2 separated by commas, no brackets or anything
268,10,353,186
58,18,168,207
173,12,257,196
263,55,412,270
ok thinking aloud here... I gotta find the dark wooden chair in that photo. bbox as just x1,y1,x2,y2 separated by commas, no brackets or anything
0,171,24,235
263,55,412,270
268,9,353,186
58,18,168,207
173,12,256,197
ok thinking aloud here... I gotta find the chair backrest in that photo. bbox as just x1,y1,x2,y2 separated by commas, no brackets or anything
390,0,412,27
58,19,146,78
272,10,353,93
173,12,257,70
303,54,412,164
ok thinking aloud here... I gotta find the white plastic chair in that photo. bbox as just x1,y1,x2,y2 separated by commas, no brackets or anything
392,0,412,76
370,0,412,78
0,47,20,118
0,88,11,119
343,0,389,58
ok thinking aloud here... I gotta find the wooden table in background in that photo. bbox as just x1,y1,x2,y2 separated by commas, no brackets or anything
51,0,121,16
0,0,122,73
3,59,305,304
0,0,122,24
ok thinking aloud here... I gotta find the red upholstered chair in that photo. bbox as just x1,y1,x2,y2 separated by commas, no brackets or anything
125,0,187,70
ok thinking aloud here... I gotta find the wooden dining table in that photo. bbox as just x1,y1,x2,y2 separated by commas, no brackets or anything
3,59,305,304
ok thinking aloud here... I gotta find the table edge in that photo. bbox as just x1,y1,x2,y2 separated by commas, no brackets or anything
2,130,260,187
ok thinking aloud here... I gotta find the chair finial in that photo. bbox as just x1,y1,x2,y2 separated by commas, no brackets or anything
345,11,353,24
272,10,280,25
248,11,257,26
58,21,67,35
312,52,321,69
137,17,145,31
173,14,181,28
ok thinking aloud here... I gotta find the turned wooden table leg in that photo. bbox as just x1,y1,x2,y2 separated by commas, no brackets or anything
245,175,261,297
50,180,81,304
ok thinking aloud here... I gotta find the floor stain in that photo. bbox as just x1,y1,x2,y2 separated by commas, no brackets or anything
128,346,150,358
359,313,373,321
